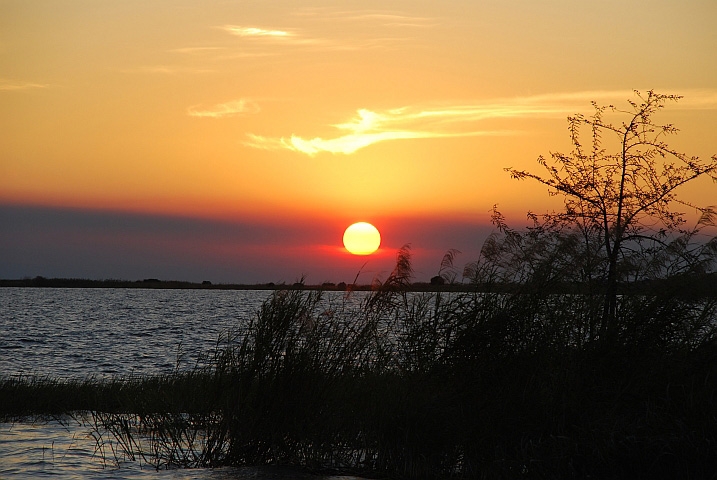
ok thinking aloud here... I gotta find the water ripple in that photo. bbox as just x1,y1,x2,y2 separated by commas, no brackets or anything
0,288,272,379
0,419,366,479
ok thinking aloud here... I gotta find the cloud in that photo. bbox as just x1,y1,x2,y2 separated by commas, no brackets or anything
0,80,49,91
243,106,518,156
293,8,436,27
217,14,430,53
218,24,328,48
337,12,436,28
245,130,502,156
242,89,717,157
513,89,717,110
242,101,561,156
220,26,292,38
287,8,437,49
219,22,406,50
188,99,261,118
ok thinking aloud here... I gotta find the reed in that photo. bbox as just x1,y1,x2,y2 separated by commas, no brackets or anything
3,246,717,478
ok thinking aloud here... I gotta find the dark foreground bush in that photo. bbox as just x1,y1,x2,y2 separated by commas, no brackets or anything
4,273,717,479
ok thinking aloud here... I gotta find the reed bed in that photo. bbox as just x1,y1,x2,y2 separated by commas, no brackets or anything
3,252,717,478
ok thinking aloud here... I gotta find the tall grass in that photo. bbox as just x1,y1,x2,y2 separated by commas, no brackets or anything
3,246,717,478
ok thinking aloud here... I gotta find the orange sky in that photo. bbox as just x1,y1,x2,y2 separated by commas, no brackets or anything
2,1,717,283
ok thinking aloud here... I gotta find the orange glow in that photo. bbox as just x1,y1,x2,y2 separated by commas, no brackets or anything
343,222,381,255
2,2,715,229
2,2,716,282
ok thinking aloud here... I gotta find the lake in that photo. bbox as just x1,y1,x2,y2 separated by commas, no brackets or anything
0,287,367,479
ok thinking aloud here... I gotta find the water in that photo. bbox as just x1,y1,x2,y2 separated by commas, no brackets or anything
1,416,300,479
0,417,362,478
0,287,366,479
0,287,274,378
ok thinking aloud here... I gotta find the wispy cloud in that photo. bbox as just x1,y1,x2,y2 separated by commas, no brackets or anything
220,26,293,38
242,89,717,157
243,106,522,156
336,12,437,28
288,8,437,49
245,130,505,156
293,8,436,27
0,80,49,91
188,99,260,118
513,89,717,110
217,23,409,51
217,24,328,48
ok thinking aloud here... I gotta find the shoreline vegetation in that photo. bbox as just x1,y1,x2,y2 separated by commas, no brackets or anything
3,91,717,478
0,276,461,292
3,262,717,478
2,274,716,296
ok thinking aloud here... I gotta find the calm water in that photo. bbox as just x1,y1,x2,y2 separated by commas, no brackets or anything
0,287,365,479
0,287,277,379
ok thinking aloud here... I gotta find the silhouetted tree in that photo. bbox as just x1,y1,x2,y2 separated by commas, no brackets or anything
507,90,717,340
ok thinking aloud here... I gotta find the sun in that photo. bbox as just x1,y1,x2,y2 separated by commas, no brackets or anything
343,222,381,255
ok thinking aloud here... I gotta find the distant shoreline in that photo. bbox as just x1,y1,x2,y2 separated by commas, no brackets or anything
3,275,716,296
0,277,474,292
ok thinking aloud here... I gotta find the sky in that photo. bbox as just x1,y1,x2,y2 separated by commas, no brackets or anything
2,0,717,284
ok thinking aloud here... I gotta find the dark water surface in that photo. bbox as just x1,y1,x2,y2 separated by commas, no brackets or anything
0,287,274,378
0,287,366,479
0,416,363,479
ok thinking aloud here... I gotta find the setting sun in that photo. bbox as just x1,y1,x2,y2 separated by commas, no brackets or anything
2,1,716,284
343,222,381,255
